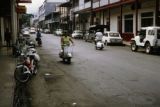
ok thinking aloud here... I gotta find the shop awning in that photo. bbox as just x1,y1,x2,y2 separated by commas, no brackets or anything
75,7,91,14
16,5,26,14
59,1,71,7
93,0,135,12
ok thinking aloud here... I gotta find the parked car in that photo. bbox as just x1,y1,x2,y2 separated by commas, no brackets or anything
102,31,123,45
44,29,50,34
84,30,95,42
72,30,83,39
29,27,36,34
22,30,30,38
55,29,63,36
131,26,160,54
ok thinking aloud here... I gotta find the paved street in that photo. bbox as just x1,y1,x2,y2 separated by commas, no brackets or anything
29,34,160,107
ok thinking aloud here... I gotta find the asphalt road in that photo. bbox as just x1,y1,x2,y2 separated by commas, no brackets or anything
30,34,160,107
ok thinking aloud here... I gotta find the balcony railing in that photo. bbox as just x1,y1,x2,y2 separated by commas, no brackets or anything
52,18,59,22
79,4,84,10
109,0,120,4
93,1,99,8
45,19,52,24
84,1,91,9
72,0,122,12
73,6,79,12
100,0,108,6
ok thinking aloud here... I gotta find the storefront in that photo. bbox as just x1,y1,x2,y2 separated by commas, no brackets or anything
92,0,160,41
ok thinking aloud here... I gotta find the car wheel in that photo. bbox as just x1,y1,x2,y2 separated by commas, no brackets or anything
145,43,152,54
131,41,138,52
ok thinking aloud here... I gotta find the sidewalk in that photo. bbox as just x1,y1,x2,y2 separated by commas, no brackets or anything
123,40,131,46
0,47,15,107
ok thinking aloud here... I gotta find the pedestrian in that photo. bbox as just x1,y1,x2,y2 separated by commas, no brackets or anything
36,30,41,40
5,28,11,47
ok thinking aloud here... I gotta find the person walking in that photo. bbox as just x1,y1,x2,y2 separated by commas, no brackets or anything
5,28,11,47
36,30,42,46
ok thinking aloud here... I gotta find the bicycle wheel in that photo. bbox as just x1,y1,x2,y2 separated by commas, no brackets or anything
13,84,29,107
14,66,30,83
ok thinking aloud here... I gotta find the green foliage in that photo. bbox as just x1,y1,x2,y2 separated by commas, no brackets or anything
21,14,34,27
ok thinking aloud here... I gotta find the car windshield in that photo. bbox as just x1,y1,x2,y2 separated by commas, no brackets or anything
157,29,160,39
109,33,119,37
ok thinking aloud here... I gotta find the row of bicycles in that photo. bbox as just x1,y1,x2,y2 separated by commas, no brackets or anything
13,36,41,107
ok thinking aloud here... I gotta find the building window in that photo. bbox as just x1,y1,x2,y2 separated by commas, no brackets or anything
124,14,133,32
141,12,153,27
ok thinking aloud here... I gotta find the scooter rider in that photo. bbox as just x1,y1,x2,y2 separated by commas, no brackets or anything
36,30,42,46
61,31,74,49
36,30,41,39
95,29,103,45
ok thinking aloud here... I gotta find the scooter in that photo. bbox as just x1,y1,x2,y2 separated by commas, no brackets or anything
95,40,104,50
36,37,42,46
59,44,73,64
14,46,40,83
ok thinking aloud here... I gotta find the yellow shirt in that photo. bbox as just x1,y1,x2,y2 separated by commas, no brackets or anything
62,36,70,45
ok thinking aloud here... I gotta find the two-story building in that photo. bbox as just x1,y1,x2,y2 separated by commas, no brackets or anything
71,0,160,41
38,0,67,32
71,0,92,32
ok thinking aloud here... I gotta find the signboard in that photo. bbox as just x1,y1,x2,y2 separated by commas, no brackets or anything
16,5,26,14
17,0,32,3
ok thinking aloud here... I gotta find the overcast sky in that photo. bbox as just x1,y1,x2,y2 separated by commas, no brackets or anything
21,0,45,14
21,0,67,14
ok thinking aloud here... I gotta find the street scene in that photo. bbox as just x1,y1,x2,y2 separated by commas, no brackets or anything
0,0,160,107
30,34,160,107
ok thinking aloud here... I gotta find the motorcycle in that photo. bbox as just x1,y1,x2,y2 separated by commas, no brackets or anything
36,37,42,46
59,44,73,64
14,46,40,83
95,40,104,50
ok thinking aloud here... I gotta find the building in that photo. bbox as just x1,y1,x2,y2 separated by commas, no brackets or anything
71,0,160,41
0,0,31,47
38,0,67,32
30,14,39,28
71,0,92,32
58,0,72,32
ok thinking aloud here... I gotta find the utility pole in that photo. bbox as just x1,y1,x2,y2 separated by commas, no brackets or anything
155,0,160,26
91,0,94,25
135,0,139,35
